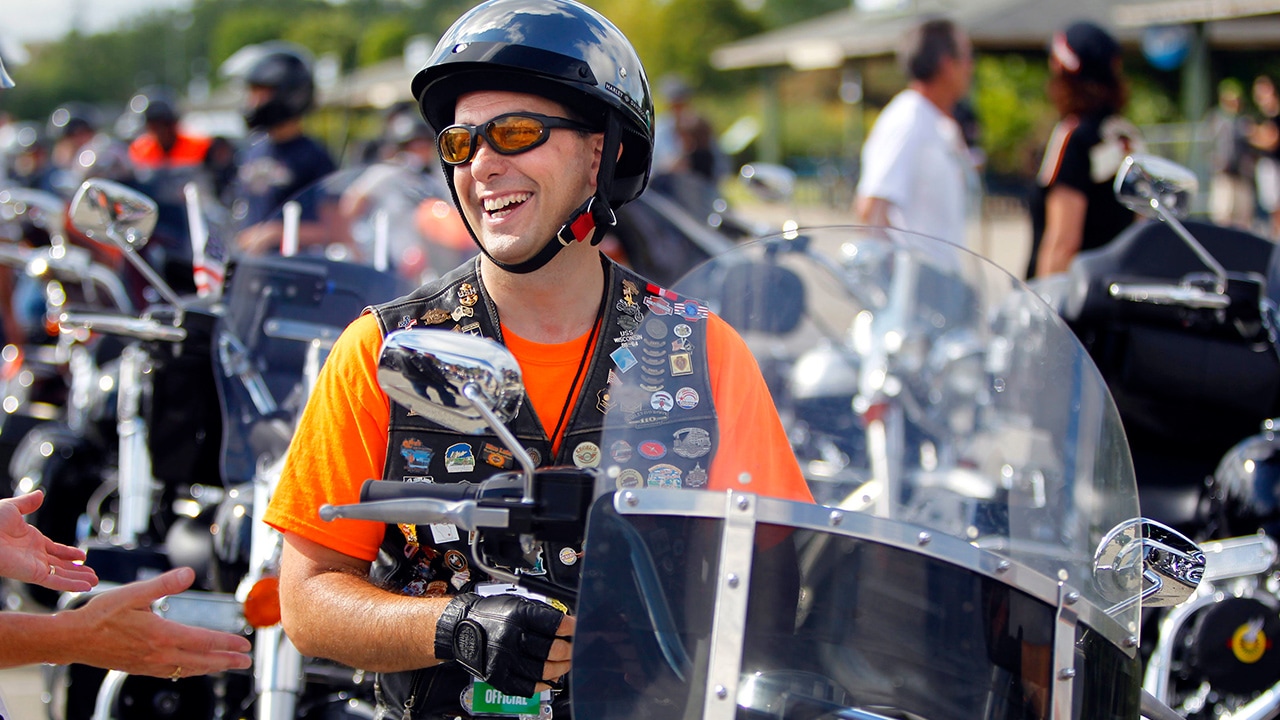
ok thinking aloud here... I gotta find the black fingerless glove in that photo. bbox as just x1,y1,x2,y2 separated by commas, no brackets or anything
434,592,566,698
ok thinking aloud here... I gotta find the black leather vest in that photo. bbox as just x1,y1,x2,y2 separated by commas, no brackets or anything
367,255,718,718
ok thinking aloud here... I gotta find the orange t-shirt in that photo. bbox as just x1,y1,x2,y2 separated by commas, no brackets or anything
263,311,812,562
128,132,212,168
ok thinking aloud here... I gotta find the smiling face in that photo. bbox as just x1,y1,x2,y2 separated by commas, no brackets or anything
451,90,603,265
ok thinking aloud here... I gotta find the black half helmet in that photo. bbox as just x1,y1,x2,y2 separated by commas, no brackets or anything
412,0,654,209
241,41,316,130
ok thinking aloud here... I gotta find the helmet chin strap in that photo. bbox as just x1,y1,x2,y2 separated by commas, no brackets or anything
443,114,623,276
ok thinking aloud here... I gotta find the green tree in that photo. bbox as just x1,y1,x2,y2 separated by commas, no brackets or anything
971,54,1053,178
359,18,413,67
284,10,362,70
210,8,294,69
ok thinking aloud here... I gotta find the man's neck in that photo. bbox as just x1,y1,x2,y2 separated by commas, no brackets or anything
480,242,606,344
908,80,956,117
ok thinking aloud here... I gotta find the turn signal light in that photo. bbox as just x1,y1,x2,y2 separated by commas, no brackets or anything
243,576,282,629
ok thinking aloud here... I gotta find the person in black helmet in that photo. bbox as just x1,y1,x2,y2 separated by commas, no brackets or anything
262,1,812,717
229,41,337,254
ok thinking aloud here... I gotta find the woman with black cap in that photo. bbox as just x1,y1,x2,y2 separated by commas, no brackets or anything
1027,20,1144,279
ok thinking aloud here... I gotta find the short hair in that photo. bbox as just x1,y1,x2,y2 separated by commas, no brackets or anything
899,17,961,82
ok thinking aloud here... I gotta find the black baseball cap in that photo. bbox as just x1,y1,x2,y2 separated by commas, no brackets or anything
1050,20,1120,84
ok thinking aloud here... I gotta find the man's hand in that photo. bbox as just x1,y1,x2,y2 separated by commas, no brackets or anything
64,567,253,678
436,592,574,697
235,221,285,255
0,490,98,592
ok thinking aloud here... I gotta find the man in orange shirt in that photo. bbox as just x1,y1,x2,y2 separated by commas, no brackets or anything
263,1,811,718
125,88,211,170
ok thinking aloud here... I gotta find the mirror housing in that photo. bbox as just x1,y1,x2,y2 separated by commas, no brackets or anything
378,328,525,435
68,178,187,314
1094,518,1205,612
68,178,158,251
1113,154,1227,291
1114,154,1199,220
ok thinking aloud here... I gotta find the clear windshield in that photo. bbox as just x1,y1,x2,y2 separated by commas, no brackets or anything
577,227,1143,719
250,162,474,285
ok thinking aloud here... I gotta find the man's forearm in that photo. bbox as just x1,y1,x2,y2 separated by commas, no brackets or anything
280,545,453,672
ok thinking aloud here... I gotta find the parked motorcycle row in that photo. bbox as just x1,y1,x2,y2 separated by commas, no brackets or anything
1,149,1277,720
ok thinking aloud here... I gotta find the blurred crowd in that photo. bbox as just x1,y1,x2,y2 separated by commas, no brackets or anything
1,16,1274,301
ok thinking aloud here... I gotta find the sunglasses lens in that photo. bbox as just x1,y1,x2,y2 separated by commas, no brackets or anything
488,116,547,153
438,127,473,164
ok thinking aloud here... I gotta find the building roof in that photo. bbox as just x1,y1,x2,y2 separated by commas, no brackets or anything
711,0,1280,71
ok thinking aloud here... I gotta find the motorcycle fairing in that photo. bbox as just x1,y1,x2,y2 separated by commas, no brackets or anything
578,228,1146,719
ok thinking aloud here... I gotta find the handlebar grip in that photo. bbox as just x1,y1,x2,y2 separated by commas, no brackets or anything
359,479,480,503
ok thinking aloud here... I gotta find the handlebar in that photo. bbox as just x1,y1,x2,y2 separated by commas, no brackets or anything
59,311,187,343
359,477,486,503
1108,282,1231,310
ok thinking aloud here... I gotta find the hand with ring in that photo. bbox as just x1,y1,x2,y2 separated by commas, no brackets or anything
0,490,97,592
0,567,252,676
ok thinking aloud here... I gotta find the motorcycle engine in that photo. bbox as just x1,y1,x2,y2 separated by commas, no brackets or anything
1185,596,1280,695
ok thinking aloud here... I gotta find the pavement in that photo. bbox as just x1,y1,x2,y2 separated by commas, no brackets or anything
1,664,46,719
0,199,1035,720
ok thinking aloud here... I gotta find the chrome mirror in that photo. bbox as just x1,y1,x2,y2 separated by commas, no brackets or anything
68,178,157,252
68,178,186,314
1094,518,1204,613
1114,154,1227,292
1114,154,1198,220
378,328,534,502
378,329,524,434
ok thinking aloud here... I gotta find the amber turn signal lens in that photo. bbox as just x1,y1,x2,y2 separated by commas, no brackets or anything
243,576,282,629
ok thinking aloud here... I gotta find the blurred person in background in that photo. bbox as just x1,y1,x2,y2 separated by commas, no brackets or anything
650,74,727,218
44,102,114,197
1026,20,1142,279
340,101,472,282
121,86,219,298
652,75,723,184
1207,78,1256,230
853,16,975,251
1251,75,1280,238
227,41,337,254
125,86,212,171
0,122,53,192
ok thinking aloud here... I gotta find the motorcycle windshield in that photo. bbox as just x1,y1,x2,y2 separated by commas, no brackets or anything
215,164,432,484
575,227,1142,720
249,162,474,285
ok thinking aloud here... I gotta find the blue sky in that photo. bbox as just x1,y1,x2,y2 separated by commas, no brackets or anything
0,0,191,47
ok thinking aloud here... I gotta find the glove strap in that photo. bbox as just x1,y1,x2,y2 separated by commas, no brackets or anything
434,592,481,662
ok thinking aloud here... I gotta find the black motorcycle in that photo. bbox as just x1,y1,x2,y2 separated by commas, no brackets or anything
1034,154,1280,719
322,227,1203,720
39,174,402,720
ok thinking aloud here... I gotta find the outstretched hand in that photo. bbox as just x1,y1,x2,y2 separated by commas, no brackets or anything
0,490,98,592
69,567,253,678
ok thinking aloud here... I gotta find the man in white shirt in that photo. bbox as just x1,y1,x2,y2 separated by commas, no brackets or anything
854,17,975,250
